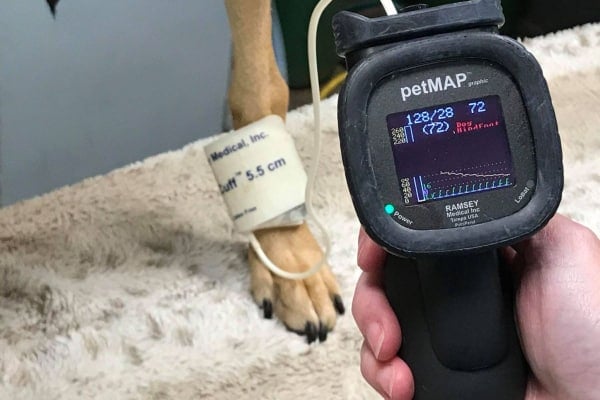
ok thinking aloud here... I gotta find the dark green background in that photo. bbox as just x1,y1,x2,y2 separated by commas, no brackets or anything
276,0,600,88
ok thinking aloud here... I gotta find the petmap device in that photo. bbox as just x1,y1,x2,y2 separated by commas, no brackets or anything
334,1,563,398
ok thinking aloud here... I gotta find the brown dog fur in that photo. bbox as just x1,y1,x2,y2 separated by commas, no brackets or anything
224,0,344,342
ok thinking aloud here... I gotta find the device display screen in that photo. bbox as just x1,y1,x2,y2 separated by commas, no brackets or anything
386,95,515,205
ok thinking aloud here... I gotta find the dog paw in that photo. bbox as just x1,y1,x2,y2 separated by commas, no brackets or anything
248,222,345,343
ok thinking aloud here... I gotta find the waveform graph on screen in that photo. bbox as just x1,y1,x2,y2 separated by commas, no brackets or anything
386,95,516,206
413,161,514,203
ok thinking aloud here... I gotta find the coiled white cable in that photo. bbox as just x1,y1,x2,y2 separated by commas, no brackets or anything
250,0,397,280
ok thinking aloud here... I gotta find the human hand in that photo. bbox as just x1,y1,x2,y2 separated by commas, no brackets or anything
352,214,600,400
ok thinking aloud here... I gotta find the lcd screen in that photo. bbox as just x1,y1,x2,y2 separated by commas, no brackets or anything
386,95,515,205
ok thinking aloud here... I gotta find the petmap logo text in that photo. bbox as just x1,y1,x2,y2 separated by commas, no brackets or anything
401,73,468,101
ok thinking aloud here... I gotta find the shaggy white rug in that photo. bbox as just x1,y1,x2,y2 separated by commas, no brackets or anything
1,24,599,400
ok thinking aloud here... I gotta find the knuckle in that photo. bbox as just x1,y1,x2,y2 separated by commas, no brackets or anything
575,224,599,242
563,221,600,248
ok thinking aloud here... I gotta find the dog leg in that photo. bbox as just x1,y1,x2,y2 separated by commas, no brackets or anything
224,0,289,130
224,0,344,343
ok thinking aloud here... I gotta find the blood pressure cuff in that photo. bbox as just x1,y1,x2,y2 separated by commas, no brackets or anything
205,115,308,233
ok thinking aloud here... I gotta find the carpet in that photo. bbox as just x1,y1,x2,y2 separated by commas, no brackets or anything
1,24,599,400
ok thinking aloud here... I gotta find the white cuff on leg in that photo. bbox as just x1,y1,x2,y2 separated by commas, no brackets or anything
205,115,307,233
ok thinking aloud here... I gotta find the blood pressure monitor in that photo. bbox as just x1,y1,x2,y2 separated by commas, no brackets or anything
333,1,563,399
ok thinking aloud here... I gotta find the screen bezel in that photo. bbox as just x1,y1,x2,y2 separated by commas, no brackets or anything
338,32,563,256
367,61,535,231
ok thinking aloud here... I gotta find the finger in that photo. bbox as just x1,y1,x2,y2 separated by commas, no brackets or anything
360,341,415,400
353,269,402,361
358,228,387,272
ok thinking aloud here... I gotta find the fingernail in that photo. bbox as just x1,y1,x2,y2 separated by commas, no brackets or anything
357,240,369,268
357,247,364,268
378,364,396,398
358,230,366,248
357,237,365,267
367,323,384,359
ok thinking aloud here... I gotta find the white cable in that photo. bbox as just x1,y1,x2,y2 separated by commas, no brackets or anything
380,0,399,15
251,0,397,281
247,0,332,282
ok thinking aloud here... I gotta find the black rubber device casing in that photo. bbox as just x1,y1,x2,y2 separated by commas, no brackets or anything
334,1,563,257
333,1,564,399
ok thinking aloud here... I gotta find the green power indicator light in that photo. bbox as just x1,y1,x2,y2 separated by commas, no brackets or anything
385,204,395,215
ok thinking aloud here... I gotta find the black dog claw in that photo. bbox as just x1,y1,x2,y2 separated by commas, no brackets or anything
318,322,328,342
305,322,318,344
334,294,345,315
262,299,273,319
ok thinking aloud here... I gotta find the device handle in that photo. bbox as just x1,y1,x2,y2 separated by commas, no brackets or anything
383,251,527,399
